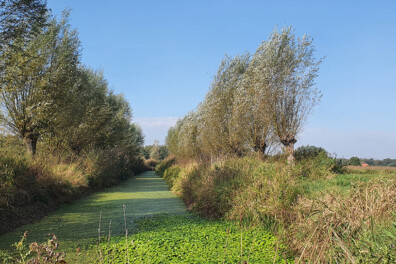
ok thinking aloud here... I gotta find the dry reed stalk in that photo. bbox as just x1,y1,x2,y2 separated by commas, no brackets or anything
273,242,278,264
108,220,112,242
291,181,395,263
123,204,130,264
246,231,257,264
222,227,230,264
240,213,244,263
331,227,356,264
107,219,113,264
296,225,318,264
98,211,103,263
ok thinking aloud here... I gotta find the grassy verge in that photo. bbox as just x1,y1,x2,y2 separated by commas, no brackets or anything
156,156,396,263
0,136,146,235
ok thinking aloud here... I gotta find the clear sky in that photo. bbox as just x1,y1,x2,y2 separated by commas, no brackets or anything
46,0,396,159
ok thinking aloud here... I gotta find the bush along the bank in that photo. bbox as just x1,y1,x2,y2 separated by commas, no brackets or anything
156,157,396,263
0,136,145,235
156,157,301,222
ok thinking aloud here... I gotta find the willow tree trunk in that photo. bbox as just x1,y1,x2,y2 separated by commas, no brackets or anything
253,138,267,154
280,134,297,166
286,143,295,165
25,133,39,156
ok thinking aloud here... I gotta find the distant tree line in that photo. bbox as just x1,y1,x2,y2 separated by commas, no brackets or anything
166,27,322,163
143,140,169,160
362,158,396,167
337,157,396,167
0,0,144,161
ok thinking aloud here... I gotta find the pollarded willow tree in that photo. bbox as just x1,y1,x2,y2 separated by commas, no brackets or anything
263,27,322,163
166,26,322,163
166,120,181,157
0,12,80,155
199,54,249,158
176,111,202,160
231,52,274,155
52,66,144,157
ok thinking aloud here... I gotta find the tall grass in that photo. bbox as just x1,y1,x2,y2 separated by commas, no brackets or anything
156,155,396,262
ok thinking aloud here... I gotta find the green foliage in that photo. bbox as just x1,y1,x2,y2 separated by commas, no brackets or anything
0,0,47,50
0,171,186,261
149,140,161,160
142,145,152,159
349,156,361,166
295,151,339,179
199,54,250,157
294,145,327,160
162,166,181,188
359,158,396,167
85,148,145,188
98,214,287,263
143,144,169,160
0,11,80,155
158,145,169,160
155,156,176,178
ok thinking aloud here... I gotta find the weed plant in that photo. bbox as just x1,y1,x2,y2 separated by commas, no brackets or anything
0,232,67,264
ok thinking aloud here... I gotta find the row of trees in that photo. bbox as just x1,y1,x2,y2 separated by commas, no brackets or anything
337,157,396,167
0,1,144,158
362,158,396,167
167,27,322,162
143,140,169,160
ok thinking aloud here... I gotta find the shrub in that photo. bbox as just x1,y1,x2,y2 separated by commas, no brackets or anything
86,148,139,188
295,151,338,179
349,156,362,166
0,137,143,234
144,158,158,171
294,145,327,160
155,155,176,176
163,157,302,224
227,159,301,226
162,166,181,188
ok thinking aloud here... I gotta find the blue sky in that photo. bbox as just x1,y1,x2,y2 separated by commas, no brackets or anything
47,0,396,159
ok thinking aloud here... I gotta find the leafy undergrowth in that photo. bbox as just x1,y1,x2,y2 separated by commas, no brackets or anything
97,214,290,263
